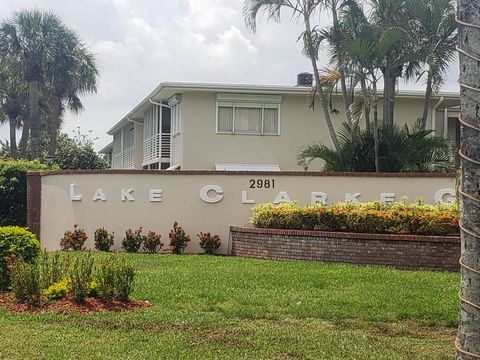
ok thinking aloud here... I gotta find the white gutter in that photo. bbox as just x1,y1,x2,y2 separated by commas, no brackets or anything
149,98,172,109
431,96,444,134
127,117,143,126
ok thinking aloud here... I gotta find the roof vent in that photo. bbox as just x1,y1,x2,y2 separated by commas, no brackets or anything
296,72,313,87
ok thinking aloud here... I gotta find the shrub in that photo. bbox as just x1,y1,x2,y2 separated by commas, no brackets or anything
197,232,221,255
0,226,41,290
168,222,191,254
39,250,71,290
69,254,94,303
0,159,56,227
42,278,68,301
143,231,163,254
11,259,41,306
60,224,88,251
250,201,459,236
94,227,114,252
95,255,135,302
122,227,145,253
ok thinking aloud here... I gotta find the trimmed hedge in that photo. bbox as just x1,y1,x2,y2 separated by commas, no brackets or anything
0,159,56,226
250,201,459,236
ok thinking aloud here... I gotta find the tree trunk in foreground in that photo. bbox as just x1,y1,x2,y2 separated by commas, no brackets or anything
48,95,61,157
29,80,41,159
420,69,433,131
457,0,480,358
9,117,17,158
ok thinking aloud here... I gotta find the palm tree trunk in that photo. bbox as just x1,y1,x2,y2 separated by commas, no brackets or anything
304,14,342,154
360,76,371,131
331,5,353,125
8,117,17,158
457,0,480,358
48,95,61,157
421,69,433,130
18,116,30,157
29,80,41,159
372,78,381,173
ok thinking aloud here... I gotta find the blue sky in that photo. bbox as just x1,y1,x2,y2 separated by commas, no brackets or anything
0,0,460,150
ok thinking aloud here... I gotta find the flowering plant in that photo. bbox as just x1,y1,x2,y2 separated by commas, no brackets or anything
121,227,145,253
60,224,88,251
94,227,114,252
168,222,190,254
197,232,221,255
143,230,163,254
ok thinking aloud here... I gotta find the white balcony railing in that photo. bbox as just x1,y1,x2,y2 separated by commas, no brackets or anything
143,133,171,164
123,146,135,169
112,153,123,169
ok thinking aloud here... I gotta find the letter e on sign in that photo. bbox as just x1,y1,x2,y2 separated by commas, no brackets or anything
200,185,224,203
380,193,396,203
149,189,163,202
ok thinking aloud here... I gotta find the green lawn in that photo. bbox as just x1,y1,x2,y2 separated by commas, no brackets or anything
0,254,459,359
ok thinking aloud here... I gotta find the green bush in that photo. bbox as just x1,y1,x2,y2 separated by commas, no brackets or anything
39,251,71,290
197,232,221,255
143,230,163,254
0,159,55,227
122,227,145,253
11,259,41,306
69,254,94,303
95,255,135,302
250,201,459,236
94,227,114,252
168,222,190,254
0,226,41,290
42,278,69,301
60,224,88,251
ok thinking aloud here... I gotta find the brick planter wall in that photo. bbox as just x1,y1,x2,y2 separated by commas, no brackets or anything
230,227,460,271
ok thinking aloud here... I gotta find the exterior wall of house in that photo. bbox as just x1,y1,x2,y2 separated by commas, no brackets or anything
179,91,435,171
171,132,184,168
134,123,143,169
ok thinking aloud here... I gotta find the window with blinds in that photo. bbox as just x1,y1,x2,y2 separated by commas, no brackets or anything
216,94,280,135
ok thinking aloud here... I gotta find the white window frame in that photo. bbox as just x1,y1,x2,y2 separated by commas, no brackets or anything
215,93,281,136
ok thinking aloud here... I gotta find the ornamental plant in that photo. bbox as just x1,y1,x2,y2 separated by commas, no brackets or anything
11,258,41,306
94,227,114,252
122,227,145,253
168,222,190,254
60,224,88,251
143,231,163,254
95,255,135,302
69,254,94,303
197,232,221,255
250,201,459,236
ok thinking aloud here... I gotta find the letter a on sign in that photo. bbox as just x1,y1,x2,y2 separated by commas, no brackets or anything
274,191,291,204
93,189,106,201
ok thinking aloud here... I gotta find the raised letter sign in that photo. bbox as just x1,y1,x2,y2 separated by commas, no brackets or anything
121,189,135,202
93,189,106,201
274,191,291,204
69,184,82,201
345,192,361,203
434,188,456,203
311,192,327,204
149,189,163,202
380,193,396,203
200,185,224,203
241,191,255,204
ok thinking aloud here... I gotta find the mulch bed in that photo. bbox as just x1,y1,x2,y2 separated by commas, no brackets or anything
0,291,152,314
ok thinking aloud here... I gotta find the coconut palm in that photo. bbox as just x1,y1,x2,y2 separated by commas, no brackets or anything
45,29,98,157
0,10,68,159
456,0,480,357
243,0,342,153
406,0,456,130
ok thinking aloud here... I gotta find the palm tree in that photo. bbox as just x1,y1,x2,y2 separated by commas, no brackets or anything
45,29,98,157
456,0,480,358
297,121,453,172
406,0,456,130
0,10,68,159
0,57,26,158
243,0,342,153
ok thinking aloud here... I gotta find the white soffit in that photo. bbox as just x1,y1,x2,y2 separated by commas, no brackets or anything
215,163,281,171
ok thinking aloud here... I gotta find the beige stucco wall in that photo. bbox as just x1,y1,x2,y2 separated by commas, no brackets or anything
38,172,455,254
179,92,437,171
134,123,144,169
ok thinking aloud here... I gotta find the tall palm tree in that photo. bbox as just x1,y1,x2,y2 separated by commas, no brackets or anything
456,0,480,357
407,0,456,130
243,0,342,153
45,29,98,157
0,57,26,158
0,10,67,159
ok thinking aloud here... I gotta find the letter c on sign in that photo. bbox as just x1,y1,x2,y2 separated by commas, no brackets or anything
435,188,456,203
200,185,224,203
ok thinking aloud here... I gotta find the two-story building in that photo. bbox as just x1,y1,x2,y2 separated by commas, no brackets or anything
100,78,460,171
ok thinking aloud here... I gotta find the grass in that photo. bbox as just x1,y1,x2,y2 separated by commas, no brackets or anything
0,253,459,359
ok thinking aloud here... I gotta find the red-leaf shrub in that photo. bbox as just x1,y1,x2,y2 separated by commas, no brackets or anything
60,224,88,251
